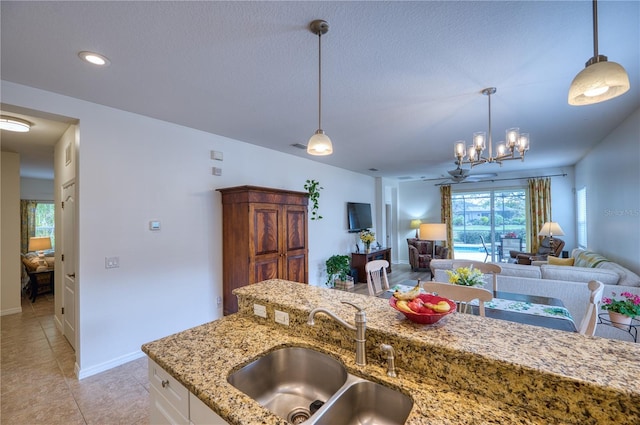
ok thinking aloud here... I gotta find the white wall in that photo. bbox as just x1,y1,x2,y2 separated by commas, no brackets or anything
1,151,22,315
2,81,376,378
575,108,640,274
396,168,575,264
20,177,54,200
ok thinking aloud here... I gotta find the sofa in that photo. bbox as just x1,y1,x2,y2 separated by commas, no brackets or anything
431,249,640,342
407,238,449,272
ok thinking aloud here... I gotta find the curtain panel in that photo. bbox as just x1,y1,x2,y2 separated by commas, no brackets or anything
527,178,551,253
20,200,38,254
440,185,454,259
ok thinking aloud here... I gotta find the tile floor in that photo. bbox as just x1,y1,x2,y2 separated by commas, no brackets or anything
1,293,150,425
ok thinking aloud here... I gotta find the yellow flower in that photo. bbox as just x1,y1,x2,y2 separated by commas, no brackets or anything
446,267,484,287
359,230,375,244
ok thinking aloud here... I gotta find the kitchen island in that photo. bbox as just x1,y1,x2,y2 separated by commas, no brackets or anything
142,279,640,424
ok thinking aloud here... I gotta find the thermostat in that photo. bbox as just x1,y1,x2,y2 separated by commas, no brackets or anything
149,221,161,231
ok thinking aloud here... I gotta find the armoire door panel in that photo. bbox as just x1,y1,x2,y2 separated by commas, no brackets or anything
285,207,307,251
285,254,307,283
253,207,280,255
253,258,280,282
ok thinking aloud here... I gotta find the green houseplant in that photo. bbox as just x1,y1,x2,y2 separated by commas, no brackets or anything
325,254,351,287
304,179,323,220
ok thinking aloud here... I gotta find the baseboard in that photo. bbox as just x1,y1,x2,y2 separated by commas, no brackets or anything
1,306,22,316
77,350,146,380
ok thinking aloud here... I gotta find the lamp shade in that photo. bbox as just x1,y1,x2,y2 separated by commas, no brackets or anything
307,130,333,156
568,60,630,106
538,222,565,237
29,236,52,252
420,223,447,241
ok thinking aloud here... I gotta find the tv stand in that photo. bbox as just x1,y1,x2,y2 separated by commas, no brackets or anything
351,248,391,283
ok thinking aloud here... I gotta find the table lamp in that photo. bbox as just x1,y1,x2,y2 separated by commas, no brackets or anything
410,219,422,238
538,222,564,256
419,223,447,258
28,236,52,270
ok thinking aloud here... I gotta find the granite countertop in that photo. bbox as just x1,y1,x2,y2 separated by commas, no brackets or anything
142,279,640,425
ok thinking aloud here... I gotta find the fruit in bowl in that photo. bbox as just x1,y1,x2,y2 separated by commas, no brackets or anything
390,293,456,324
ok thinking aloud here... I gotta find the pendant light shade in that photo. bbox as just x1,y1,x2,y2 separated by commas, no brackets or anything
568,0,630,106
307,19,333,156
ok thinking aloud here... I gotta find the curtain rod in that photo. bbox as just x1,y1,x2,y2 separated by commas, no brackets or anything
433,173,568,186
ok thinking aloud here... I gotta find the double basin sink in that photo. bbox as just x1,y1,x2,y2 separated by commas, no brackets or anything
227,346,413,425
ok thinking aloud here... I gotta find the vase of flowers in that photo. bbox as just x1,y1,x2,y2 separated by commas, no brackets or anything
601,291,640,329
446,266,485,287
359,229,375,253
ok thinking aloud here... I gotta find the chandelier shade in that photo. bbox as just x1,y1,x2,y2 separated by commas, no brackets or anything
568,0,630,106
453,87,529,169
307,19,333,156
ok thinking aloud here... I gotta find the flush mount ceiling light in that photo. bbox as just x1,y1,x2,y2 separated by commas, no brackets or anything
0,116,31,132
568,0,630,106
78,51,111,66
307,19,333,156
453,87,530,169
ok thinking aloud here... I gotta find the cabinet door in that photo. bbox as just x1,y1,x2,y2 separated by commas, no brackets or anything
283,205,308,283
250,204,281,283
189,393,228,425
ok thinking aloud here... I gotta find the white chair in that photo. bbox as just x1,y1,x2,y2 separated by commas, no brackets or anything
578,280,605,336
422,281,493,316
451,260,502,292
365,260,390,297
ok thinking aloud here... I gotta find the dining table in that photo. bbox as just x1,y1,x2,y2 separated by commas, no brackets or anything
382,281,577,333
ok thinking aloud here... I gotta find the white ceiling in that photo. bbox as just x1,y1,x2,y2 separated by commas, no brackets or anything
1,1,638,181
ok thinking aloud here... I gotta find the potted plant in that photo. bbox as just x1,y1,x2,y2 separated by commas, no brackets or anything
601,291,640,329
304,179,323,220
325,254,352,289
359,229,375,252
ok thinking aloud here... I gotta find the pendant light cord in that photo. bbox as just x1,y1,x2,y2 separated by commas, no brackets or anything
592,0,599,61
317,31,322,130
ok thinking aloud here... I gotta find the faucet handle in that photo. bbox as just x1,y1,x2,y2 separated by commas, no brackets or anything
341,301,363,312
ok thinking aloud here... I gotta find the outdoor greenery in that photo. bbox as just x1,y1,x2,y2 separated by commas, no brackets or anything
451,190,526,246
35,203,55,247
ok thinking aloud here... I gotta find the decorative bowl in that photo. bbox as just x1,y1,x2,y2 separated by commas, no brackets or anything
389,293,456,324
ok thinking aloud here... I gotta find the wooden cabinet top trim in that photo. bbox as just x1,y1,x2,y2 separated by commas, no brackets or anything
218,185,309,206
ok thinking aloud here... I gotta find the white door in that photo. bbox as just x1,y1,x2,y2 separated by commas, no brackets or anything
62,181,77,349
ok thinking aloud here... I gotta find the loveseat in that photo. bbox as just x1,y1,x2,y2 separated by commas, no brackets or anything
430,249,640,342
407,238,449,272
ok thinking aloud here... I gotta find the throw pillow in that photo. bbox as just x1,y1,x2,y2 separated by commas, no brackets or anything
548,256,574,266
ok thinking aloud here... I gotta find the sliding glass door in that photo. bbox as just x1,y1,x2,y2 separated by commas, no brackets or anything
451,189,527,262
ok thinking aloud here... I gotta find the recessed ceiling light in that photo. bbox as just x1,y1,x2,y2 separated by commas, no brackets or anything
78,51,110,66
0,116,31,132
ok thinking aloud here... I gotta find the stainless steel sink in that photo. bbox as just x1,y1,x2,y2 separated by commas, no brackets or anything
227,347,348,423
313,380,414,425
228,346,414,424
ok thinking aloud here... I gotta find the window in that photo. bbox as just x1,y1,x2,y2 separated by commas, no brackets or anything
35,202,55,248
451,189,527,262
576,187,587,249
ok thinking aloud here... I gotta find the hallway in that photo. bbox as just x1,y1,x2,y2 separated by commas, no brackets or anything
1,293,149,424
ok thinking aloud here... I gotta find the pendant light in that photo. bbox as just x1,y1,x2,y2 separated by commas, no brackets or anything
568,0,630,106
307,19,333,156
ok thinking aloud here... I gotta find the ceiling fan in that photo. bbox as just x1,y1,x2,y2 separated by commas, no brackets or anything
423,165,497,184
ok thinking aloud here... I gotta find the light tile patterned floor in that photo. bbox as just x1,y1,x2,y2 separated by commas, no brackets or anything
1,293,149,425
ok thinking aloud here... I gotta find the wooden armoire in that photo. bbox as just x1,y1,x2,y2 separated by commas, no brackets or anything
217,186,309,315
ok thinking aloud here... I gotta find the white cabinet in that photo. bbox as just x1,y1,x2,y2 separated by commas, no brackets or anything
148,358,228,425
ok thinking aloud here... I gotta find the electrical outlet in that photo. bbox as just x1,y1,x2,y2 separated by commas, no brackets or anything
105,256,120,269
274,310,289,326
253,304,267,318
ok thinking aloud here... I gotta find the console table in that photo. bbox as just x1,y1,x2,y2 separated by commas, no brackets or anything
351,248,391,283
27,268,54,302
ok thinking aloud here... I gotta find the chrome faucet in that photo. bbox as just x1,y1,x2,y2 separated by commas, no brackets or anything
308,301,367,366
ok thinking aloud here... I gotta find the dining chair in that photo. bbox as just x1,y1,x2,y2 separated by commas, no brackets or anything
451,260,502,292
479,235,490,262
422,281,493,316
365,259,390,296
578,280,605,336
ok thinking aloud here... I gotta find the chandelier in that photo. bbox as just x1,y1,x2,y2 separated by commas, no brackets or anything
453,87,529,168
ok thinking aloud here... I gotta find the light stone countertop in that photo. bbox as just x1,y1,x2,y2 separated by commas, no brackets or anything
142,279,640,424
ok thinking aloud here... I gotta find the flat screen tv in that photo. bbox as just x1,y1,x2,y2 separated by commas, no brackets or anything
347,202,372,232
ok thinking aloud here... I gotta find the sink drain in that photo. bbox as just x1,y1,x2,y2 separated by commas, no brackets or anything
287,407,311,424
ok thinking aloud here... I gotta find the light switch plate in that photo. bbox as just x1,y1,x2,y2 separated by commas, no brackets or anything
105,256,120,269
211,150,223,161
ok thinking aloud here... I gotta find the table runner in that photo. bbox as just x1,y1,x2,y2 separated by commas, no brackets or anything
389,284,574,322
